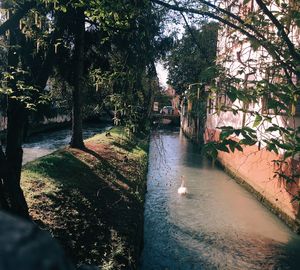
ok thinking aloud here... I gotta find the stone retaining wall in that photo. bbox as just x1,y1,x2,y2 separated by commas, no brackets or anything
204,128,300,233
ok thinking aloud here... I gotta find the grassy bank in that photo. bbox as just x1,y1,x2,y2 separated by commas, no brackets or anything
21,127,149,269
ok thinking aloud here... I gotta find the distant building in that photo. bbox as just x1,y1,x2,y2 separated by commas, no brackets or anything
165,85,180,115
180,82,211,144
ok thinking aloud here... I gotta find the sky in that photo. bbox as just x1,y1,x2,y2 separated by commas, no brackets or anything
155,62,169,87
154,11,187,89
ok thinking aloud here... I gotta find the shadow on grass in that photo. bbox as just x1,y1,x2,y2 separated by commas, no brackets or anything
112,140,137,152
112,138,149,154
24,149,144,268
82,147,138,192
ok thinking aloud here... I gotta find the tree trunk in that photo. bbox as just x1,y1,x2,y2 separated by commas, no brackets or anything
0,146,9,210
3,24,29,218
147,62,157,119
70,8,85,149
5,98,29,218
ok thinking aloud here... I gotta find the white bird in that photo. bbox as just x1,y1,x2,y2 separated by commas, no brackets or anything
178,175,187,195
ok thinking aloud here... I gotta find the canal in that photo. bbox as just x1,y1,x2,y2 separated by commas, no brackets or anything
140,129,300,270
22,123,111,164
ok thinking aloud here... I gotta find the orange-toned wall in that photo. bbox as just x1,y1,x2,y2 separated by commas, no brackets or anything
205,128,300,232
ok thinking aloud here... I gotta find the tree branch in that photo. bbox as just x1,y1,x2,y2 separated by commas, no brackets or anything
255,0,300,64
173,0,203,51
151,0,298,75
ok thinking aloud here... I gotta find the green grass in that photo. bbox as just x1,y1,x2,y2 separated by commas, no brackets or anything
21,127,149,269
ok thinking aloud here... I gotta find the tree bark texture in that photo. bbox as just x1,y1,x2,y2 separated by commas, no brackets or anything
70,8,85,149
5,98,29,218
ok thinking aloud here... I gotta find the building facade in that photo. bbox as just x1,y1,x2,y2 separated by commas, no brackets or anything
204,0,300,231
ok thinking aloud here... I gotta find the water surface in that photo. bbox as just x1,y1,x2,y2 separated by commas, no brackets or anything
140,129,300,270
23,124,110,164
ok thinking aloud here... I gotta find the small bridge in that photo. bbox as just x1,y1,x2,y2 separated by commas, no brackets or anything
151,113,180,126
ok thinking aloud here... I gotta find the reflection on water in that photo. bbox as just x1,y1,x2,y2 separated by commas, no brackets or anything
22,124,111,164
140,129,300,270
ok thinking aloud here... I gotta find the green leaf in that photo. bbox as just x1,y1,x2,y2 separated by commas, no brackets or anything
253,114,262,128
227,91,237,103
225,139,243,153
293,10,300,27
278,143,292,150
266,126,279,132
283,151,293,159
216,144,230,153
234,130,241,136
240,138,257,146
243,127,256,134
204,142,218,160
210,148,218,160
220,130,234,140
235,144,243,152
266,143,279,154
249,38,261,51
